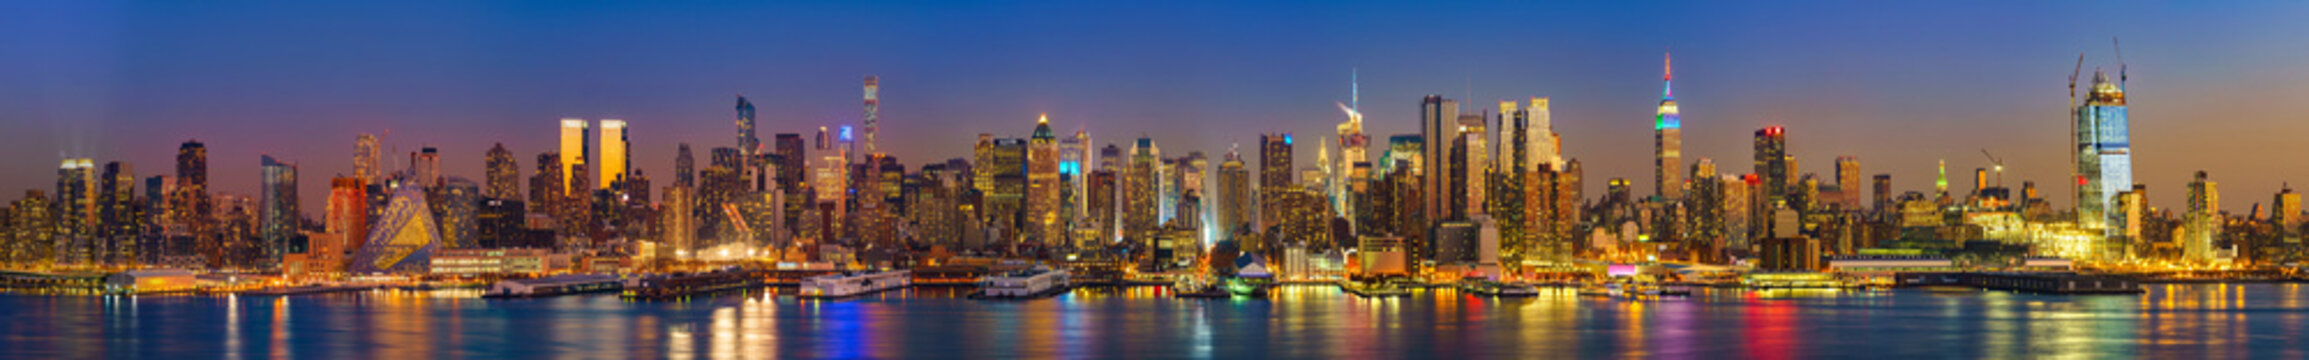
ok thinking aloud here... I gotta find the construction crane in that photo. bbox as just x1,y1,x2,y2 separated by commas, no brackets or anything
1980,149,2006,188
2067,52,2084,207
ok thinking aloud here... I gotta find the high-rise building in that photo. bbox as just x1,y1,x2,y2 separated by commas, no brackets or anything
1526,98,1562,171
98,161,137,265
1657,53,1684,201
176,141,214,264
660,185,694,258
328,177,370,256
736,96,758,156
2275,185,2302,235
1835,156,1861,210
1259,133,1293,229
559,119,590,192
260,156,297,267
485,144,520,199
527,152,562,227
2183,171,2218,262
1336,78,1369,220
1125,137,1162,241
1421,95,1459,224
1457,112,1487,218
355,134,381,183
2075,69,2133,234
56,158,95,264
863,76,880,155
599,119,628,189
1753,127,1787,207
413,147,442,188
1216,149,1252,238
1060,131,1090,223
351,185,440,274
775,133,806,192
434,178,480,249
1026,115,1063,244
1872,174,1893,214
673,143,695,188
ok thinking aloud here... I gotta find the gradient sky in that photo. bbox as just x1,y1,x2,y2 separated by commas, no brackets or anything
5,1,2309,216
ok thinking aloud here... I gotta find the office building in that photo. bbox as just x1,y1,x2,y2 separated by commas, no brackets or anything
1656,53,1684,200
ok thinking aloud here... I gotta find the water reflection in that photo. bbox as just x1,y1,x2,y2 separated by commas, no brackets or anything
7,284,2309,358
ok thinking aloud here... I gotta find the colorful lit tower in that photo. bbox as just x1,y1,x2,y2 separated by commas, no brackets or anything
1027,115,1062,245
1656,52,1684,201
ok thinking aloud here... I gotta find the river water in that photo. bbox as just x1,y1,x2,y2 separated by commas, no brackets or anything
3,283,2305,359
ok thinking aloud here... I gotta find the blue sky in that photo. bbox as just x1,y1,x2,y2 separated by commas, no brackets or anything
3,1,2307,214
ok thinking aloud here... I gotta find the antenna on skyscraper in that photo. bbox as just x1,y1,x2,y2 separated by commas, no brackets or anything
2112,37,2128,87
1351,68,1359,112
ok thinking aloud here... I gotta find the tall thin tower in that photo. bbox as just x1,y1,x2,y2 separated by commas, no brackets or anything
736,96,757,155
1656,52,1684,201
863,76,880,156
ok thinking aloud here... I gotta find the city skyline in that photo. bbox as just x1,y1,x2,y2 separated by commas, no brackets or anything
7,2,2309,215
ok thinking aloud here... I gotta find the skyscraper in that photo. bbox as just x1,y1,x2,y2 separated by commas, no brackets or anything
1259,133,1293,229
1026,115,1062,244
599,119,629,189
1835,156,1860,210
1872,174,1893,214
1421,95,1459,224
260,155,297,267
1216,148,1252,238
176,140,213,264
1526,97,1561,171
2276,185,2302,235
56,158,95,264
736,96,757,156
775,133,806,193
1656,53,1684,201
485,143,520,199
863,76,880,155
1125,137,1161,241
559,119,590,192
413,147,442,188
674,143,696,188
355,134,381,183
2075,69,2132,233
1753,127,1787,207
2183,171,2218,262
328,177,369,260
98,161,137,265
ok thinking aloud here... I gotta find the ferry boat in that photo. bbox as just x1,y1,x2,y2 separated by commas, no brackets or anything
482,274,624,298
1172,276,1230,298
1576,284,1613,297
1460,280,1539,297
799,270,913,298
1223,277,1269,298
622,269,765,300
975,268,1071,299
1340,279,1410,298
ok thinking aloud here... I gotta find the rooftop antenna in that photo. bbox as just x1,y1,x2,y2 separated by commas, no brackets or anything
2113,37,2128,89
1351,68,1359,112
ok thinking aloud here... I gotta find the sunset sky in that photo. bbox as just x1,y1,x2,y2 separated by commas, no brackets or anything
4,1,2307,214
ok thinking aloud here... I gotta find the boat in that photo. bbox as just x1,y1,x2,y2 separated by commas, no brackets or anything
1654,285,1694,296
975,268,1071,299
482,274,623,298
1460,280,1539,297
1340,279,1410,298
798,270,912,298
621,269,765,300
1223,277,1269,298
1172,276,1231,298
1576,283,1613,297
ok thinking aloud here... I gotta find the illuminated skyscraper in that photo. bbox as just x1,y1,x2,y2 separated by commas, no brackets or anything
351,185,440,274
559,119,590,192
1656,53,1684,201
355,133,381,183
2183,171,2218,262
98,161,137,265
328,177,369,259
1420,95,1458,224
176,141,214,263
527,152,562,230
1835,156,1860,210
1061,130,1090,224
1125,137,1161,241
2275,186,2302,234
674,143,695,188
1216,148,1252,238
1026,115,1062,244
2075,69,2132,233
260,156,297,267
56,158,95,264
736,96,757,156
863,76,880,155
413,147,442,188
1457,112,1487,217
1753,127,1787,207
485,143,520,200
1259,133,1293,229
1526,98,1561,171
599,119,628,189
1336,74,1369,219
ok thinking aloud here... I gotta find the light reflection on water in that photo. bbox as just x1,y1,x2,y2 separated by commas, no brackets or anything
3,283,2308,358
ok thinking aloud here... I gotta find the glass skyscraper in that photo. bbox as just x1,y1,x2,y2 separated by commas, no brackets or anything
2075,70,2130,235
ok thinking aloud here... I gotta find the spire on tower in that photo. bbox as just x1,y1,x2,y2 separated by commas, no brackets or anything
1663,51,1675,99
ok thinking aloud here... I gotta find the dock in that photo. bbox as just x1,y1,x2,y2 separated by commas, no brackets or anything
1894,272,2143,294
